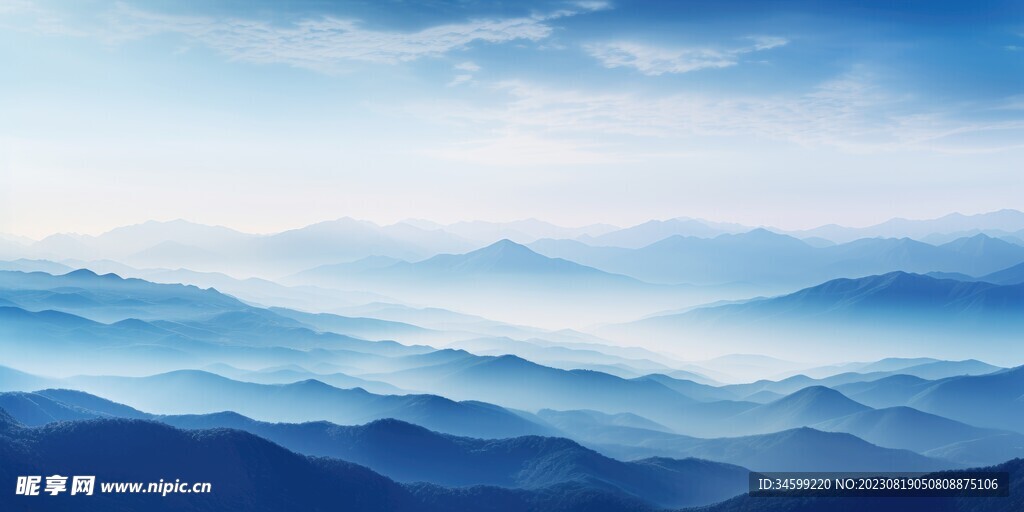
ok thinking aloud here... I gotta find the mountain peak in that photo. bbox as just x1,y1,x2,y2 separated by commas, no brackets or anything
63,268,123,280
413,239,609,276
480,238,534,253
64,268,99,277
767,385,868,413
361,417,434,436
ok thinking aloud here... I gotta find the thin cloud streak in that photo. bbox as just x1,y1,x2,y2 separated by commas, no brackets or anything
585,36,788,75
7,2,606,72
414,71,1024,160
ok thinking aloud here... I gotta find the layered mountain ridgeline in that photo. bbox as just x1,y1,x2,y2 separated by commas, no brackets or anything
574,210,1024,248
531,380,1024,468
289,239,640,286
361,354,702,421
834,366,1024,433
684,359,1003,401
21,218,474,275
628,271,1024,327
787,210,1024,244
0,268,491,376
59,370,550,439
8,385,1017,475
440,336,680,379
531,230,1024,287
6,355,1022,468
0,268,434,355
0,402,744,510
929,262,1024,286
0,408,663,512
15,218,623,276
0,305,434,376
4,405,1016,512
542,409,955,472
0,268,247,322
15,212,1024,277
162,417,748,509
602,272,1024,361
281,239,732,328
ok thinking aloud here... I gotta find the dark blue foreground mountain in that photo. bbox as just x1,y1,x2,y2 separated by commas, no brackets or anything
0,391,747,509
160,416,748,509
0,409,656,512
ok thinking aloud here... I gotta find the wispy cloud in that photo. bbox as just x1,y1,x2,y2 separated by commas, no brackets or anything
413,69,1024,160
5,2,606,72
585,36,788,75
448,61,481,87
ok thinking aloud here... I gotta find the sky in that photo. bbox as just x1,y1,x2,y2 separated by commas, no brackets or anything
2,0,1023,239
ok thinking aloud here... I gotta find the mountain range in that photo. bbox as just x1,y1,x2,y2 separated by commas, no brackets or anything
531,231,1024,287
0,388,985,498
9,210,1024,280
834,366,1024,433
602,272,1024,361
285,240,713,328
60,370,549,439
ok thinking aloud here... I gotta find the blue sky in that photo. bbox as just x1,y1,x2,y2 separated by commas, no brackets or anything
2,0,1023,238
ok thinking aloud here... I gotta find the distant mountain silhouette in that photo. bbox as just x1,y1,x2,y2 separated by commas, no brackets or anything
813,406,1014,454
592,425,952,472
0,268,247,323
631,374,737,402
285,240,682,327
724,386,870,435
364,354,699,427
669,272,1024,319
577,218,751,248
0,258,73,274
373,240,641,282
0,304,417,376
431,219,618,245
210,366,407,395
717,359,1002,399
834,367,1024,433
0,269,445,375
924,434,1024,468
606,272,1024,361
902,366,1024,432
834,374,937,408
444,337,676,377
25,218,481,275
0,364,56,391
64,370,550,439
977,261,1024,285
268,306,440,342
886,359,1002,380
791,209,1024,243
533,232,1024,287
532,229,814,285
